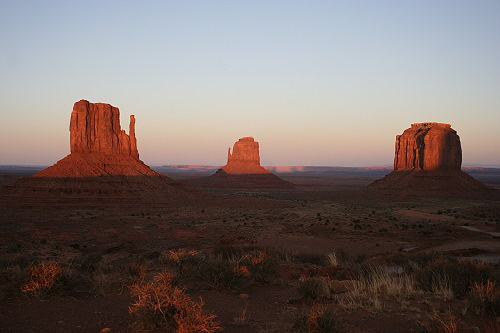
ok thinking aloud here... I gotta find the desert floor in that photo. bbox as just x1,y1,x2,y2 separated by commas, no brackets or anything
0,170,499,332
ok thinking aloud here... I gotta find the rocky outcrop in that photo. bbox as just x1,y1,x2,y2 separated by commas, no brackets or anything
370,123,492,195
394,123,461,171
6,100,197,199
182,137,294,189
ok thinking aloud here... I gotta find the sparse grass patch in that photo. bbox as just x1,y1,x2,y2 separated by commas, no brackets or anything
193,247,280,290
416,258,494,298
337,269,418,312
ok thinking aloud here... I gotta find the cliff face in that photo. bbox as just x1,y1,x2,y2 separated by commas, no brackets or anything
70,100,139,159
221,137,271,175
394,123,462,171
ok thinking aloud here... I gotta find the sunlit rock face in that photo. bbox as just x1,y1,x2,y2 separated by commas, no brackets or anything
394,123,462,171
221,137,271,175
34,100,157,178
369,123,492,195
70,100,139,159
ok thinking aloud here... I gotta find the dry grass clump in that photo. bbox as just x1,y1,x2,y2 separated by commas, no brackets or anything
468,279,499,315
293,305,346,333
337,269,418,312
299,277,333,300
21,261,63,298
129,272,221,332
413,257,494,298
418,311,463,333
325,252,339,268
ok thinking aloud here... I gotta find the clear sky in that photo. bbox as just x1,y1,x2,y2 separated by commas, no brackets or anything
1,0,499,166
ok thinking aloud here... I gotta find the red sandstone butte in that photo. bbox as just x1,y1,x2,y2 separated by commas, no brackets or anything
8,100,196,199
183,136,294,189
394,123,462,171
70,100,139,159
35,100,158,178
221,137,271,175
370,123,491,194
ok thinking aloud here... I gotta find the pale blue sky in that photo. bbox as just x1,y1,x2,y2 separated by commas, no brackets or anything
1,0,499,166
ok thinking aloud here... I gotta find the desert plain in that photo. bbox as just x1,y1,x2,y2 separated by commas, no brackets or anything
0,163,499,333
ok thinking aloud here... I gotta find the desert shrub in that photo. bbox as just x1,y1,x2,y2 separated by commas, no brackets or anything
416,258,494,297
129,272,222,332
294,305,346,333
300,277,332,300
468,280,500,315
21,261,63,298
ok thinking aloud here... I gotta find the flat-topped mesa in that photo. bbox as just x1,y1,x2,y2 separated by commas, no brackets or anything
222,137,271,174
70,100,139,159
394,122,462,171
368,122,493,194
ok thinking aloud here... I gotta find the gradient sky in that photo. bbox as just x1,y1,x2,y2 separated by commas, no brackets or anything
1,0,499,166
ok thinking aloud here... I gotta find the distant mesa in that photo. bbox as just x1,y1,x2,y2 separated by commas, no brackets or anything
7,100,195,199
369,122,493,194
183,137,294,189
